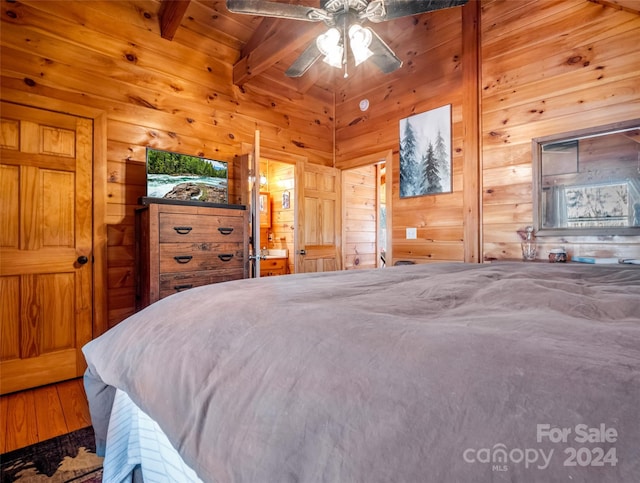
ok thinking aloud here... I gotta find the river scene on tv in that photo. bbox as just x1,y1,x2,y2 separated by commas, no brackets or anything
146,149,228,204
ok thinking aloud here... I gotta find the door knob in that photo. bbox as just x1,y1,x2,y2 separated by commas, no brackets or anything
77,255,89,265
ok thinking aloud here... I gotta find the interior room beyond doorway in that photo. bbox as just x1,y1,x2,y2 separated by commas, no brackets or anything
259,158,296,276
342,162,387,270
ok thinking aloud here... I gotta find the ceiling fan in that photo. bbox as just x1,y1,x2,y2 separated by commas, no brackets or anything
226,0,469,78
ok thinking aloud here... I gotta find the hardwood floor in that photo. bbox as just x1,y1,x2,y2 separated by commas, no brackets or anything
0,378,92,454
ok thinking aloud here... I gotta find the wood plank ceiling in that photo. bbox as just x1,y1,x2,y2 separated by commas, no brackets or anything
158,0,349,96
159,0,640,97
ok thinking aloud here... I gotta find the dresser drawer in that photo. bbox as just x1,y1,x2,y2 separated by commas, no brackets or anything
159,213,244,243
159,269,245,299
159,243,244,272
260,257,287,276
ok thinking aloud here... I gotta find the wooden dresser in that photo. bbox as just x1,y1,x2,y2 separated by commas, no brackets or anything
135,199,248,310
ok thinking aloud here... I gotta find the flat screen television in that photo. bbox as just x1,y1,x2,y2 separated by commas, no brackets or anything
146,148,228,204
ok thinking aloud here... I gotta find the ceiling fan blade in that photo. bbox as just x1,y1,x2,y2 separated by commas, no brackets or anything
226,0,331,22
367,28,402,74
285,42,323,77
363,0,469,23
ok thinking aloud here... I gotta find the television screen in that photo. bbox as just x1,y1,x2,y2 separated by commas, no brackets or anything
146,148,228,204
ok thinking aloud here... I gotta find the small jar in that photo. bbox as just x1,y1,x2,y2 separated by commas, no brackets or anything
548,248,567,263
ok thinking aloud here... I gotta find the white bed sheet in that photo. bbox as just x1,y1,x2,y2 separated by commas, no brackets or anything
104,388,203,483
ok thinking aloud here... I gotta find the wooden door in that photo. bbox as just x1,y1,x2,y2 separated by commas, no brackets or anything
0,102,93,395
297,163,341,273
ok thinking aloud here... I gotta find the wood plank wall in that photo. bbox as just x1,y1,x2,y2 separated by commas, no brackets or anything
342,165,378,270
0,0,334,328
481,0,640,260
335,7,466,264
336,0,640,263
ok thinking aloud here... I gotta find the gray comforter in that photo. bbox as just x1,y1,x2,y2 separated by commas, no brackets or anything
83,262,640,482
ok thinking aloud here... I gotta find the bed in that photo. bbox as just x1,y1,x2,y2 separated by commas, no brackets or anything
83,262,640,482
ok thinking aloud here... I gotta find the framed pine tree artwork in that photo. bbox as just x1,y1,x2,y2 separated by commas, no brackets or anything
399,104,452,198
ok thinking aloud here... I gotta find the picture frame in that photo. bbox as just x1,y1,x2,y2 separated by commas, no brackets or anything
399,104,452,198
259,192,271,227
564,182,631,228
282,190,290,209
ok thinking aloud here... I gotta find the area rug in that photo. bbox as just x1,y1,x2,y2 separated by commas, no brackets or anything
0,426,103,483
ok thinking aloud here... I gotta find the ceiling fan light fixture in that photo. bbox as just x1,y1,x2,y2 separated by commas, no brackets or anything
348,24,373,66
226,0,470,78
323,48,344,69
316,27,344,69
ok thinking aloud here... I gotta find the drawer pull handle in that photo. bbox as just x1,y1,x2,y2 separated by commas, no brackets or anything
174,284,193,291
218,227,234,235
173,226,193,235
174,255,193,264
218,253,234,262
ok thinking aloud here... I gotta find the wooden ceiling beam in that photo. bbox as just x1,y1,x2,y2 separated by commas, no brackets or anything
588,0,640,15
159,0,191,41
241,17,281,59
233,20,325,86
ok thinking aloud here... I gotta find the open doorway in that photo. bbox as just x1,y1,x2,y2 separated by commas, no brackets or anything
258,158,296,276
342,161,387,270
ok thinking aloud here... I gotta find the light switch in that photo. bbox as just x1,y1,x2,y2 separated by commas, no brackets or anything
406,227,417,239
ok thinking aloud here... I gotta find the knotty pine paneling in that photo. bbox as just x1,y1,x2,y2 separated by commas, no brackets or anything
343,165,377,270
393,240,465,262
108,266,135,291
481,0,640,261
335,6,465,265
336,0,639,264
1,0,334,327
392,225,464,242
